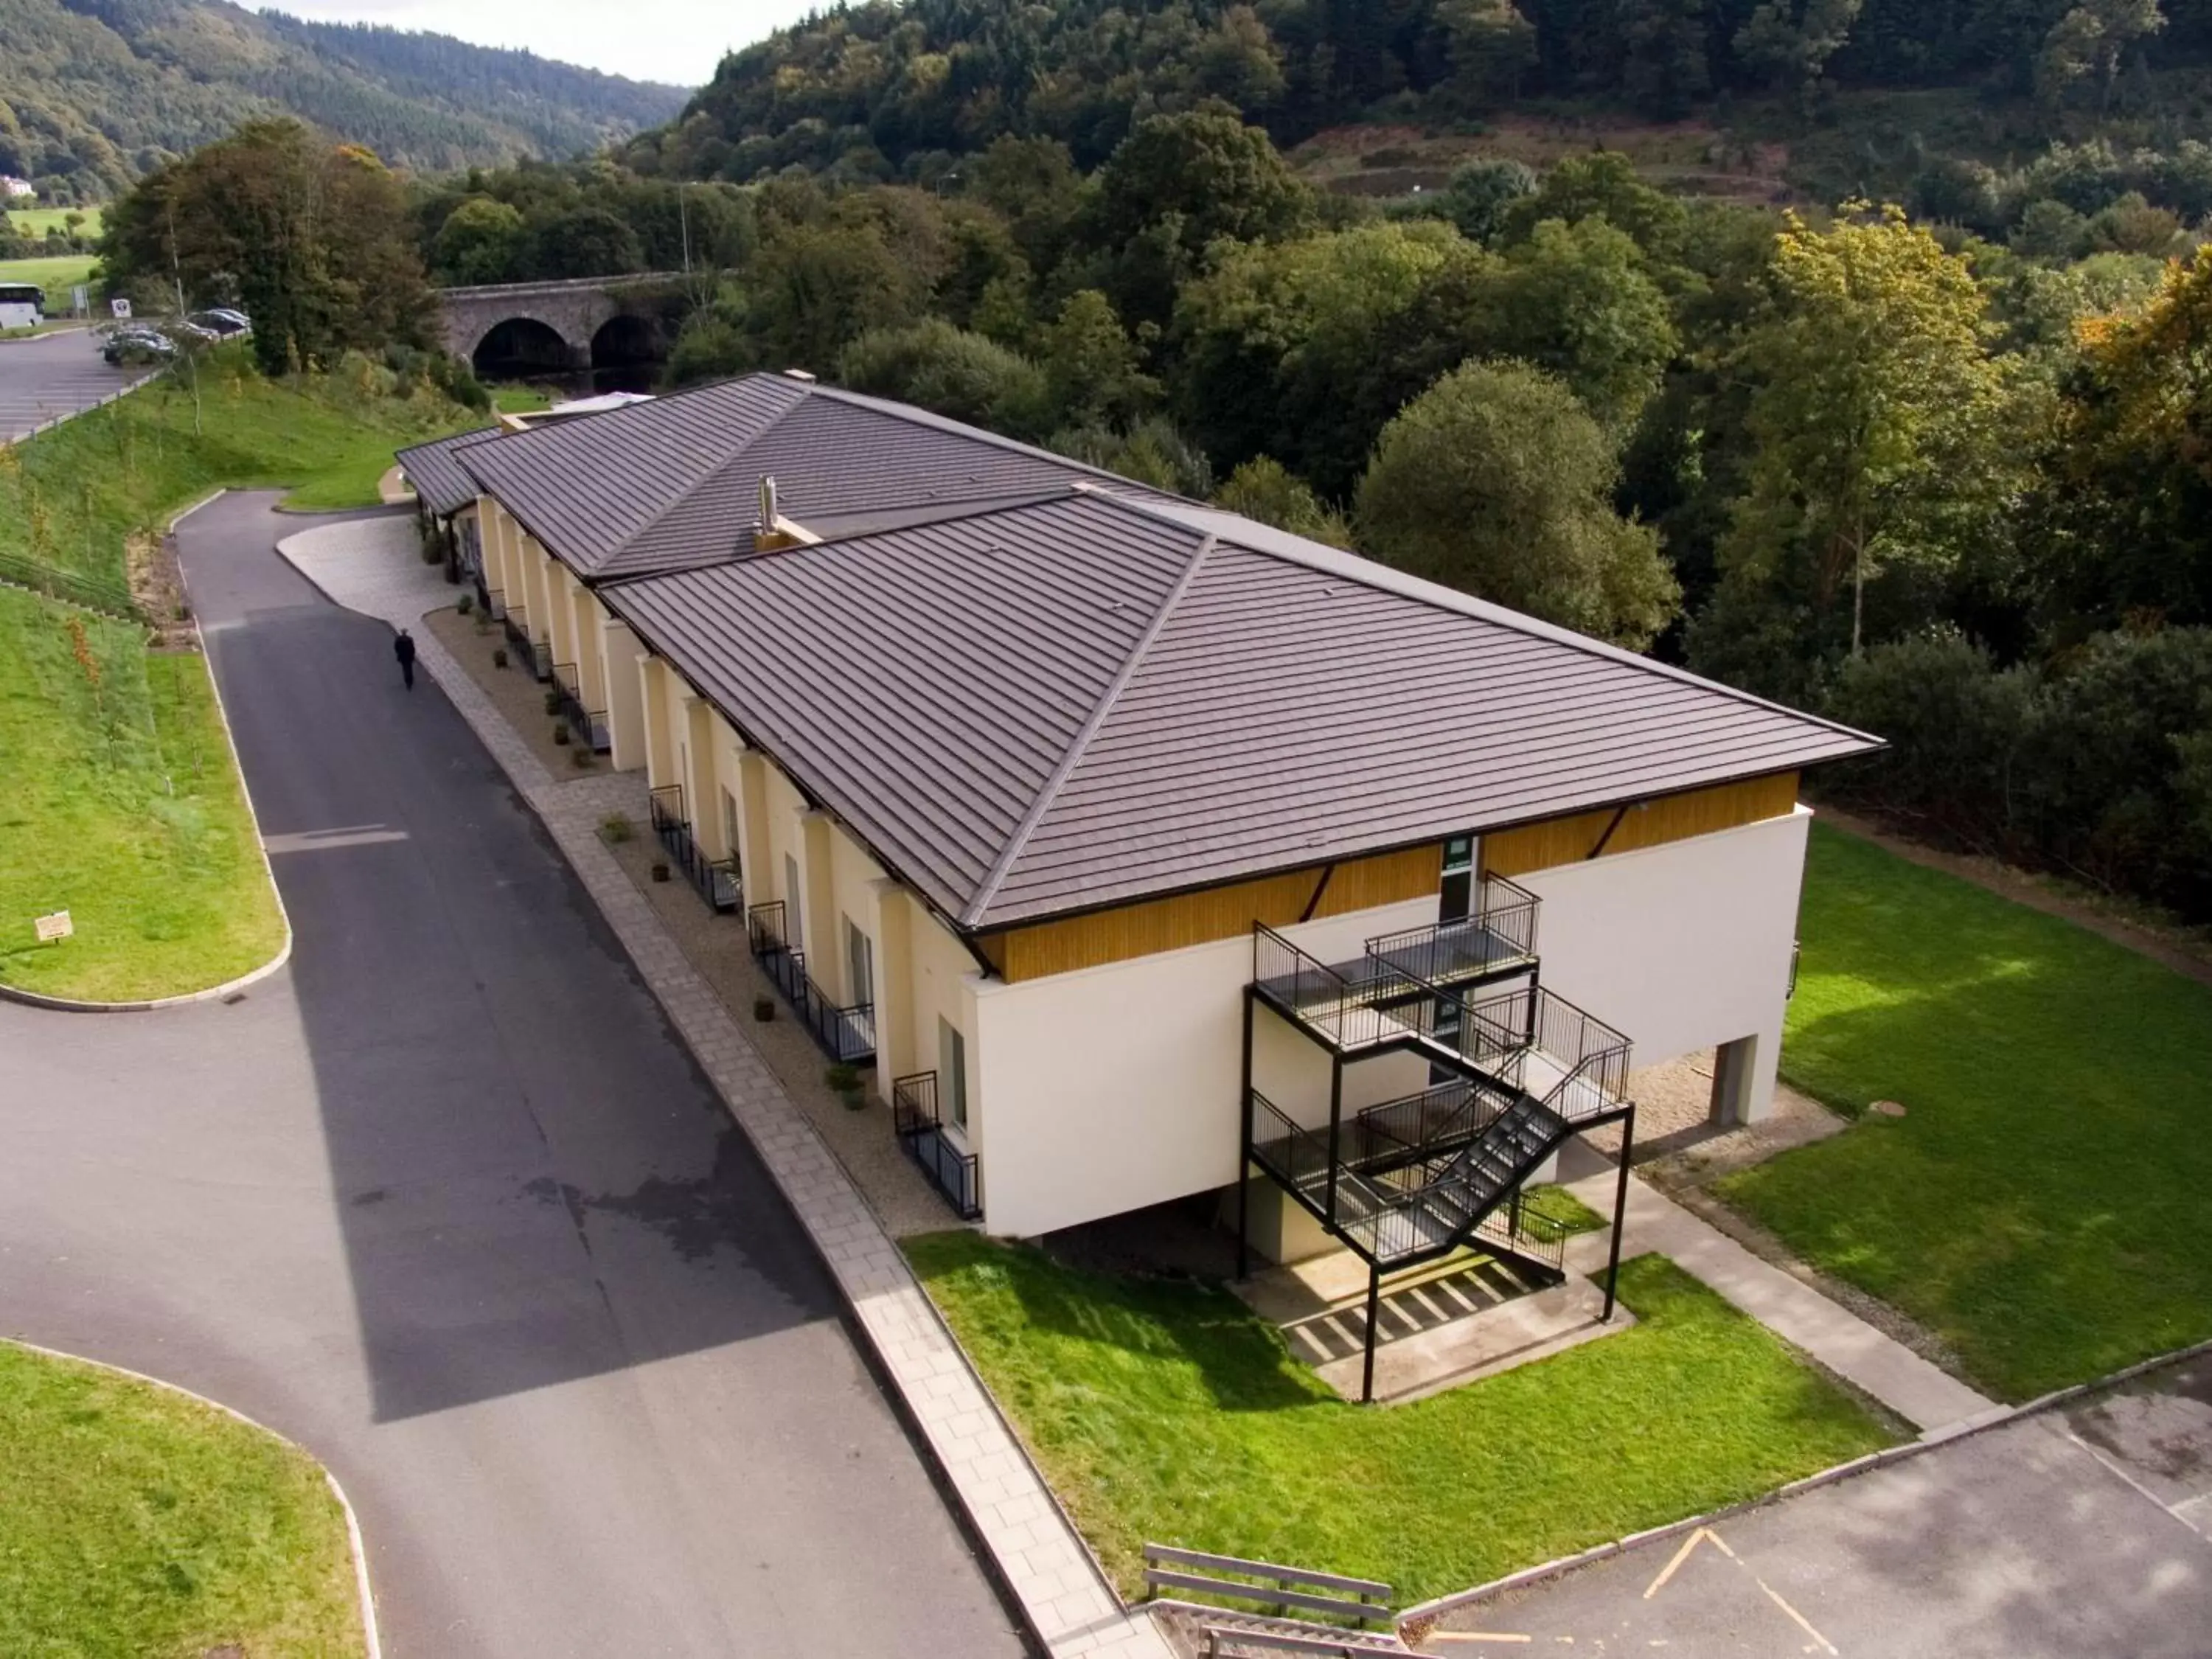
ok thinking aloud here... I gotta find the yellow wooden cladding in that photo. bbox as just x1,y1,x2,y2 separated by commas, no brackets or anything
983,844,1444,983
1479,772,1801,879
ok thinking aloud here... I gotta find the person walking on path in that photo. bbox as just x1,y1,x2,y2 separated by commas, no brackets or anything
394,627,417,691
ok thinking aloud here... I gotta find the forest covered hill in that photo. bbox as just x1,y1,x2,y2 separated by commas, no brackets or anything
0,0,688,198
624,0,2212,209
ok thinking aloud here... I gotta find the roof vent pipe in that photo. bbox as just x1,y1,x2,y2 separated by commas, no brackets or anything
759,474,779,528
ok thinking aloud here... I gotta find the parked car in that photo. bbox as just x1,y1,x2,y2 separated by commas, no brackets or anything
103,326,175,365
190,309,251,338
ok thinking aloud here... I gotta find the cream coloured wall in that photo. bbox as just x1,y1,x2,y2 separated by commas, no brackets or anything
602,619,647,770
568,582,608,712
967,897,1435,1240
1516,806,1812,1124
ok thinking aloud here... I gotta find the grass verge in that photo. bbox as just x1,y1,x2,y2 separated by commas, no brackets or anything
1719,822,2212,1400
0,591,285,1001
0,1339,364,1658
905,1236,1895,1604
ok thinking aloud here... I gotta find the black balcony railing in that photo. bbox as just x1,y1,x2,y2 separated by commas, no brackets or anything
1455,984,1632,1122
1364,875,1541,987
550,661,611,754
649,785,739,914
745,901,875,1062
502,604,542,678
894,1071,981,1220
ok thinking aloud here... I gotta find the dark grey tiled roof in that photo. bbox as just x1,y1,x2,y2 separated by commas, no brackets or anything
602,491,1879,933
394,426,502,517
452,372,1166,580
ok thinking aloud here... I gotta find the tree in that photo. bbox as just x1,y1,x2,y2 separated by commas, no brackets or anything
1427,158,1538,245
746,220,924,373
1436,0,1538,111
1621,0,1714,119
528,205,644,278
1481,216,1678,434
2037,0,2166,115
1087,111,1316,327
1734,0,1864,105
836,320,1051,440
101,119,433,377
1355,360,1681,648
432,196,524,285
1214,456,1352,546
1714,206,2014,665
1498,151,1688,264
1040,289,1159,428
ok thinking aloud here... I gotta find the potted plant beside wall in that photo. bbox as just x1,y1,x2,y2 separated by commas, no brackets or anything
754,996,775,1022
492,647,508,669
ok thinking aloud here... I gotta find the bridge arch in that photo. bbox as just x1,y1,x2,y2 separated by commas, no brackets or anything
470,315,580,380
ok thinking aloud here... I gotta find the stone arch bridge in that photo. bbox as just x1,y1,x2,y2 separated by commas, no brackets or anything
437,274,684,373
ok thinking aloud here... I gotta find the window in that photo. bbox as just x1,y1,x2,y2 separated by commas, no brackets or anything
846,919,874,1010
784,852,803,947
939,1018,968,1135
1440,834,1475,922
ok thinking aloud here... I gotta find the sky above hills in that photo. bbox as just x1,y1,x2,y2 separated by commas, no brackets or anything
263,1,811,86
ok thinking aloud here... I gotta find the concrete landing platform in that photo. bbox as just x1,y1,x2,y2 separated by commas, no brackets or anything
1234,1248,1635,1405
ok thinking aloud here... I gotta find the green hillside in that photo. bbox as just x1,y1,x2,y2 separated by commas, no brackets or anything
0,0,689,198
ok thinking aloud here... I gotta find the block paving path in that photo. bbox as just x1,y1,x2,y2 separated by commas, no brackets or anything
276,509,1172,1659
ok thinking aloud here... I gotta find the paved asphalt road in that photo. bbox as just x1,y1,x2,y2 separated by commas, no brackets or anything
0,493,1026,1658
0,326,145,441
1438,1354,2212,1657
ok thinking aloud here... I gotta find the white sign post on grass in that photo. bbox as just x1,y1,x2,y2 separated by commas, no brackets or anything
34,911,72,944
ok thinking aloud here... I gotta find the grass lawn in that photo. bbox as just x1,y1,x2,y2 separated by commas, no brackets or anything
0,591,285,1001
0,251,101,298
1718,823,2212,1401
906,1237,1894,1604
0,1340,364,1659
493,384,554,414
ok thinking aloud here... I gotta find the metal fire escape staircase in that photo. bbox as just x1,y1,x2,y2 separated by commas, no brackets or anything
1239,877,1638,1399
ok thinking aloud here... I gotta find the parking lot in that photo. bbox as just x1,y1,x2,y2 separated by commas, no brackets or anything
1430,1352,2212,1658
0,324,149,441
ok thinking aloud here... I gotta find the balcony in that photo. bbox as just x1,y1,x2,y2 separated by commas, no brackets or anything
745,900,876,1064
647,785,740,914
550,661,611,754
1365,875,1540,988
501,604,546,681
893,1071,981,1220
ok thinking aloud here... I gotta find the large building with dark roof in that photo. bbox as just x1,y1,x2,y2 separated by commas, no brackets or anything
403,371,1879,1291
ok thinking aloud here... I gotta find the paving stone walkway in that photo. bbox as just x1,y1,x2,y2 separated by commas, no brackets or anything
275,512,1172,1659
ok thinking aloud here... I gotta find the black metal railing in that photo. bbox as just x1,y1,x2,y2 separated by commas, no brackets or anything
1364,874,1542,987
649,785,739,913
1455,984,1632,1121
550,661,611,753
1472,1194,1572,1276
1350,1076,1517,1172
502,604,540,677
1251,925,1432,1051
1248,1089,1335,1196
894,1071,981,1220
745,900,874,1061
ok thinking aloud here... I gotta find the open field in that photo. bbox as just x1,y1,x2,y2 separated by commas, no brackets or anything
4,204,106,239
907,1237,1895,1604
0,252,101,300
0,1340,364,1658
1720,823,2212,1400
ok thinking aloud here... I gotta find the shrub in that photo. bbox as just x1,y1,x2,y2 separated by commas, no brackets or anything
599,813,634,844
492,647,508,669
